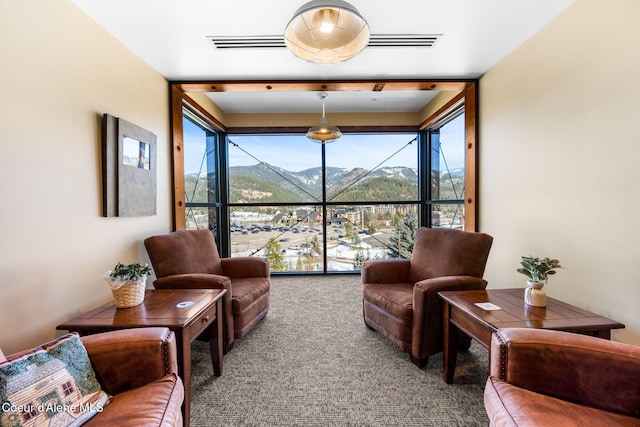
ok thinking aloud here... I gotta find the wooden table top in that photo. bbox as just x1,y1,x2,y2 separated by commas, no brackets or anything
438,288,625,333
57,289,226,331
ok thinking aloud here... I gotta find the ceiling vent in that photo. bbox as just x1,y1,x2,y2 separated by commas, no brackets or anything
208,36,286,49
368,34,440,47
207,34,441,50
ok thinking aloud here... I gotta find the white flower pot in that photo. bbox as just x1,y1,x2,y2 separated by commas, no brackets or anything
524,280,547,307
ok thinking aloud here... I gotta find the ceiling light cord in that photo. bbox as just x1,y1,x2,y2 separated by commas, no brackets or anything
307,92,342,143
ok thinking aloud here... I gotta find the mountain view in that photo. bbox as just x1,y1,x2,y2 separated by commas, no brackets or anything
187,164,417,203
185,163,464,204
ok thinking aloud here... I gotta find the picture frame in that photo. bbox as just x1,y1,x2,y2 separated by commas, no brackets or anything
102,114,157,216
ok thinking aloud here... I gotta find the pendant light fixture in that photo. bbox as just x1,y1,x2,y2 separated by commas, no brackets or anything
307,92,342,143
284,0,370,65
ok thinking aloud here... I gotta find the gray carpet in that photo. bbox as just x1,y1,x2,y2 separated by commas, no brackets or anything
190,275,489,426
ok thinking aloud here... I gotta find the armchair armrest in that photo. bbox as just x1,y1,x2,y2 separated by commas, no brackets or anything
81,327,178,395
153,273,231,290
411,276,487,358
221,256,269,278
361,259,411,284
490,328,640,418
414,275,487,295
413,275,487,319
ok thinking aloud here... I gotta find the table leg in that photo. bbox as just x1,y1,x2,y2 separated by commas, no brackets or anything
208,298,224,376
595,330,611,339
443,302,458,384
175,330,191,427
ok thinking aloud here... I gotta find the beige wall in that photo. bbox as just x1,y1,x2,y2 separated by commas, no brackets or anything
480,0,640,345
0,0,172,353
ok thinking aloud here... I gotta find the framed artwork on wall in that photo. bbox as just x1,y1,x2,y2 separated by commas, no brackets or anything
102,114,157,216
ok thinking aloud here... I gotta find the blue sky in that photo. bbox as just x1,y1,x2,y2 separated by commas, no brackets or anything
183,114,465,175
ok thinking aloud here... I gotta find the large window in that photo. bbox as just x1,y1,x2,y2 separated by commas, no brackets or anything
172,80,479,274
427,113,466,229
225,133,419,272
183,111,220,238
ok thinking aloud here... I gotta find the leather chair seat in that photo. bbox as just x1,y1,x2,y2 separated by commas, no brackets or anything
85,374,183,427
363,282,413,321
484,377,640,427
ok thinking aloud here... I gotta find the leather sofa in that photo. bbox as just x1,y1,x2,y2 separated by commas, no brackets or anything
1,327,184,427
484,328,640,426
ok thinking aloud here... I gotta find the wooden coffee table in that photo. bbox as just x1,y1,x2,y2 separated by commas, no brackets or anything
57,288,226,426
439,288,625,384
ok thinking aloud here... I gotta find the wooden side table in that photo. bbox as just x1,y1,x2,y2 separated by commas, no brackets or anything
57,288,226,427
439,288,625,384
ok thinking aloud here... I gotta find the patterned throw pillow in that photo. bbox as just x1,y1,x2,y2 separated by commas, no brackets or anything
0,333,110,426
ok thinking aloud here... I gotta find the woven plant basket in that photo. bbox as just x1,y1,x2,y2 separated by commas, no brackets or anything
110,278,146,308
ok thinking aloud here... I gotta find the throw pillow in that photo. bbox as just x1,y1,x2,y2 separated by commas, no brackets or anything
0,332,110,426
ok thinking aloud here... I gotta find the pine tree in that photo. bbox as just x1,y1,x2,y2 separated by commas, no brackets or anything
309,234,320,256
353,249,371,269
387,214,418,259
264,237,285,271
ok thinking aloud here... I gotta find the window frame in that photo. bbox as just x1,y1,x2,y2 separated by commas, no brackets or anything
170,81,479,268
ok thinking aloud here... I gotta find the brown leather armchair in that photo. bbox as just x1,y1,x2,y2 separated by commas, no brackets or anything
1,327,184,427
361,227,493,367
485,328,640,426
144,229,270,352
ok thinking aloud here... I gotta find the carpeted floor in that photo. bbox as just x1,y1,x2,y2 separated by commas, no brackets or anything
189,274,489,426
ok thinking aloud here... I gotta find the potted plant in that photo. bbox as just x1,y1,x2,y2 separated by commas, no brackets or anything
104,262,152,308
516,256,562,307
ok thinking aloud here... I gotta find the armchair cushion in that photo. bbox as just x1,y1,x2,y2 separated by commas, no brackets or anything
144,228,223,276
409,227,493,283
484,376,640,427
0,332,110,426
362,282,413,322
83,374,182,427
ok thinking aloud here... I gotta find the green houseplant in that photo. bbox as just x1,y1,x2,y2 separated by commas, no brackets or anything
517,256,562,284
517,256,562,308
107,262,152,281
104,262,152,308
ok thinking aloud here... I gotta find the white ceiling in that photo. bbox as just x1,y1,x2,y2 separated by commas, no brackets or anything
70,0,575,113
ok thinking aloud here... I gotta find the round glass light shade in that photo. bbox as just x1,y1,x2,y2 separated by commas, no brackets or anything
284,0,370,64
307,115,342,143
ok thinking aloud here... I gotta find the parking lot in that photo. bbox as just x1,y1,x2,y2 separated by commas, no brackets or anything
230,223,393,271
